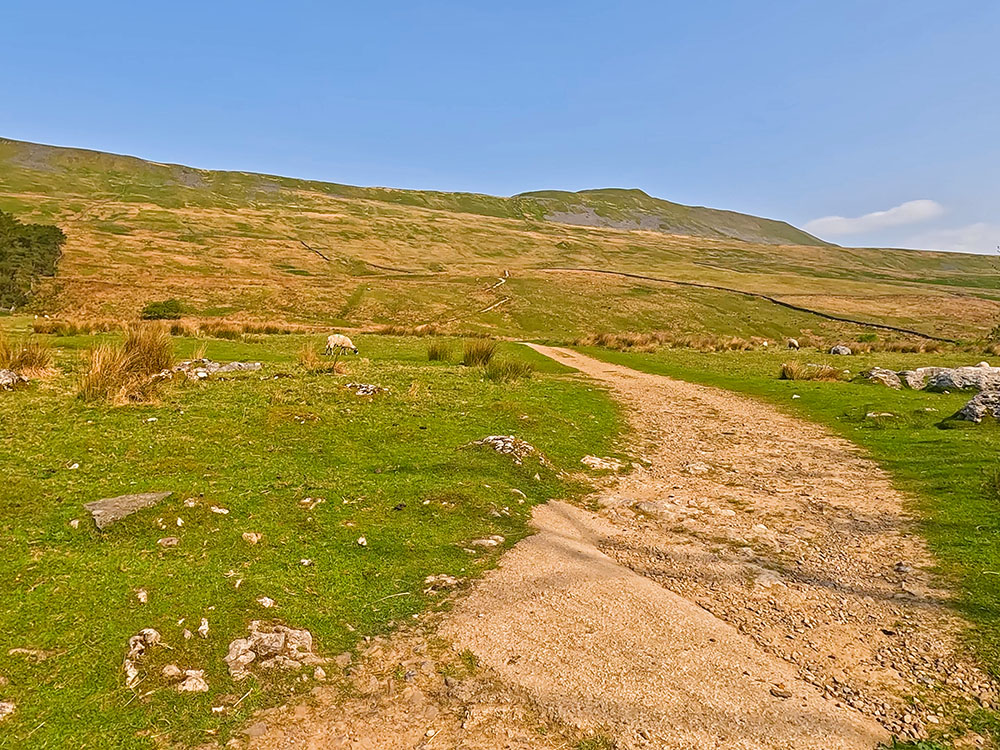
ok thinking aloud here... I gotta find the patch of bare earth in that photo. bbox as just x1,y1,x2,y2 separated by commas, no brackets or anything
237,346,995,749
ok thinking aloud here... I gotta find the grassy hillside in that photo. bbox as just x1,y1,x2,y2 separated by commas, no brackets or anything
0,137,997,341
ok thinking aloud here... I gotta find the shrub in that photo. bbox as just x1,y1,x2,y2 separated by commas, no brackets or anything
78,324,175,404
141,299,183,320
0,333,54,376
463,339,497,366
484,357,533,382
779,362,846,382
427,341,452,361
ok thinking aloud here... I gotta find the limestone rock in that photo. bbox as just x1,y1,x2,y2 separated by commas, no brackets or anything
225,621,324,680
829,345,852,355
84,491,172,530
0,370,28,391
861,367,902,389
952,392,1000,424
925,364,1000,392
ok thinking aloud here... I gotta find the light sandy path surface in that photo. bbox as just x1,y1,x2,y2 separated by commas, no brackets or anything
244,346,993,750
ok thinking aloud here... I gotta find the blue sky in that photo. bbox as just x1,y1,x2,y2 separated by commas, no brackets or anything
1,1,997,253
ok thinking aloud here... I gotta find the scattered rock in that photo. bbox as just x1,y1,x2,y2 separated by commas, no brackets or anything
770,684,792,699
470,535,505,548
356,536,367,547
865,412,895,419
313,666,327,681
84,491,172,530
162,664,183,681
581,455,624,471
898,366,948,390
177,670,209,693
0,702,14,722
829,345,853,355
423,574,461,594
198,618,210,639
344,383,384,396
335,652,352,668
0,370,28,391
682,462,712,475
225,621,325,680
861,367,902,389
157,536,180,548
168,359,263,381
210,506,229,515
951,391,1000,424
242,532,262,545
257,596,276,609
469,435,543,466
123,628,161,688
68,518,80,529
135,588,148,604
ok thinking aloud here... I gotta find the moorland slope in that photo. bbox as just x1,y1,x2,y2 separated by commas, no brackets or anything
0,137,996,340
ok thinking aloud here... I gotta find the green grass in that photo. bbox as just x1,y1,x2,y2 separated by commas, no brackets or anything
578,345,1000,741
0,331,622,748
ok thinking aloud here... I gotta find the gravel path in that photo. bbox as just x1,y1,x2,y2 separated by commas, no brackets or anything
242,346,994,749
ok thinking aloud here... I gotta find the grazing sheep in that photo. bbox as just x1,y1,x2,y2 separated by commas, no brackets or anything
324,333,358,356
787,338,800,350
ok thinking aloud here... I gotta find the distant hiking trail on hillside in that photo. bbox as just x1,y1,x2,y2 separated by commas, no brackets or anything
244,348,992,750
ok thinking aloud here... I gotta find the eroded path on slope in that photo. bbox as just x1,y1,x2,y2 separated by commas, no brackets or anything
245,347,993,750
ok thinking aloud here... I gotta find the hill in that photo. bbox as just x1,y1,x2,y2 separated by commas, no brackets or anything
0,136,996,341
517,188,830,246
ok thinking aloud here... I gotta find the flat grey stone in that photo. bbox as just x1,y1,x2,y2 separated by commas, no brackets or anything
84,492,172,530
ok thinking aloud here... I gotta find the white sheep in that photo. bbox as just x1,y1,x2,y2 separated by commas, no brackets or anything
787,338,800,350
324,333,358,357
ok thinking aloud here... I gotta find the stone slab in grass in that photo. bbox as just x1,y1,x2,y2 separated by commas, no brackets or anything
84,491,173,530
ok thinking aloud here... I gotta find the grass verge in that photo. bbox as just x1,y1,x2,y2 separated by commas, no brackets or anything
0,331,621,748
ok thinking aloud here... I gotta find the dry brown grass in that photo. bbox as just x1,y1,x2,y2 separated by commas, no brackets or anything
0,333,55,377
779,362,847,382
31,317,122,336
371,323,442,337
78,324,175,404
298,344,345,374
575,331,764,353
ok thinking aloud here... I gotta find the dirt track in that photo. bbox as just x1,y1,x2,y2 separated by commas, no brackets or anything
245,347,994,750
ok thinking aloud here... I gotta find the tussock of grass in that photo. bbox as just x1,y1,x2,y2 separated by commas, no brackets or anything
0,333,54,377
427,341,452,361
78,324,175,404
463,339,497,366
779,362,846,381
31,317,121,335
298,344,344,374
484,357,533,382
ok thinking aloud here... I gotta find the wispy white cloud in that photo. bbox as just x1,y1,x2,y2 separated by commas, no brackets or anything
905,222,1000,255
805,199,944,236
